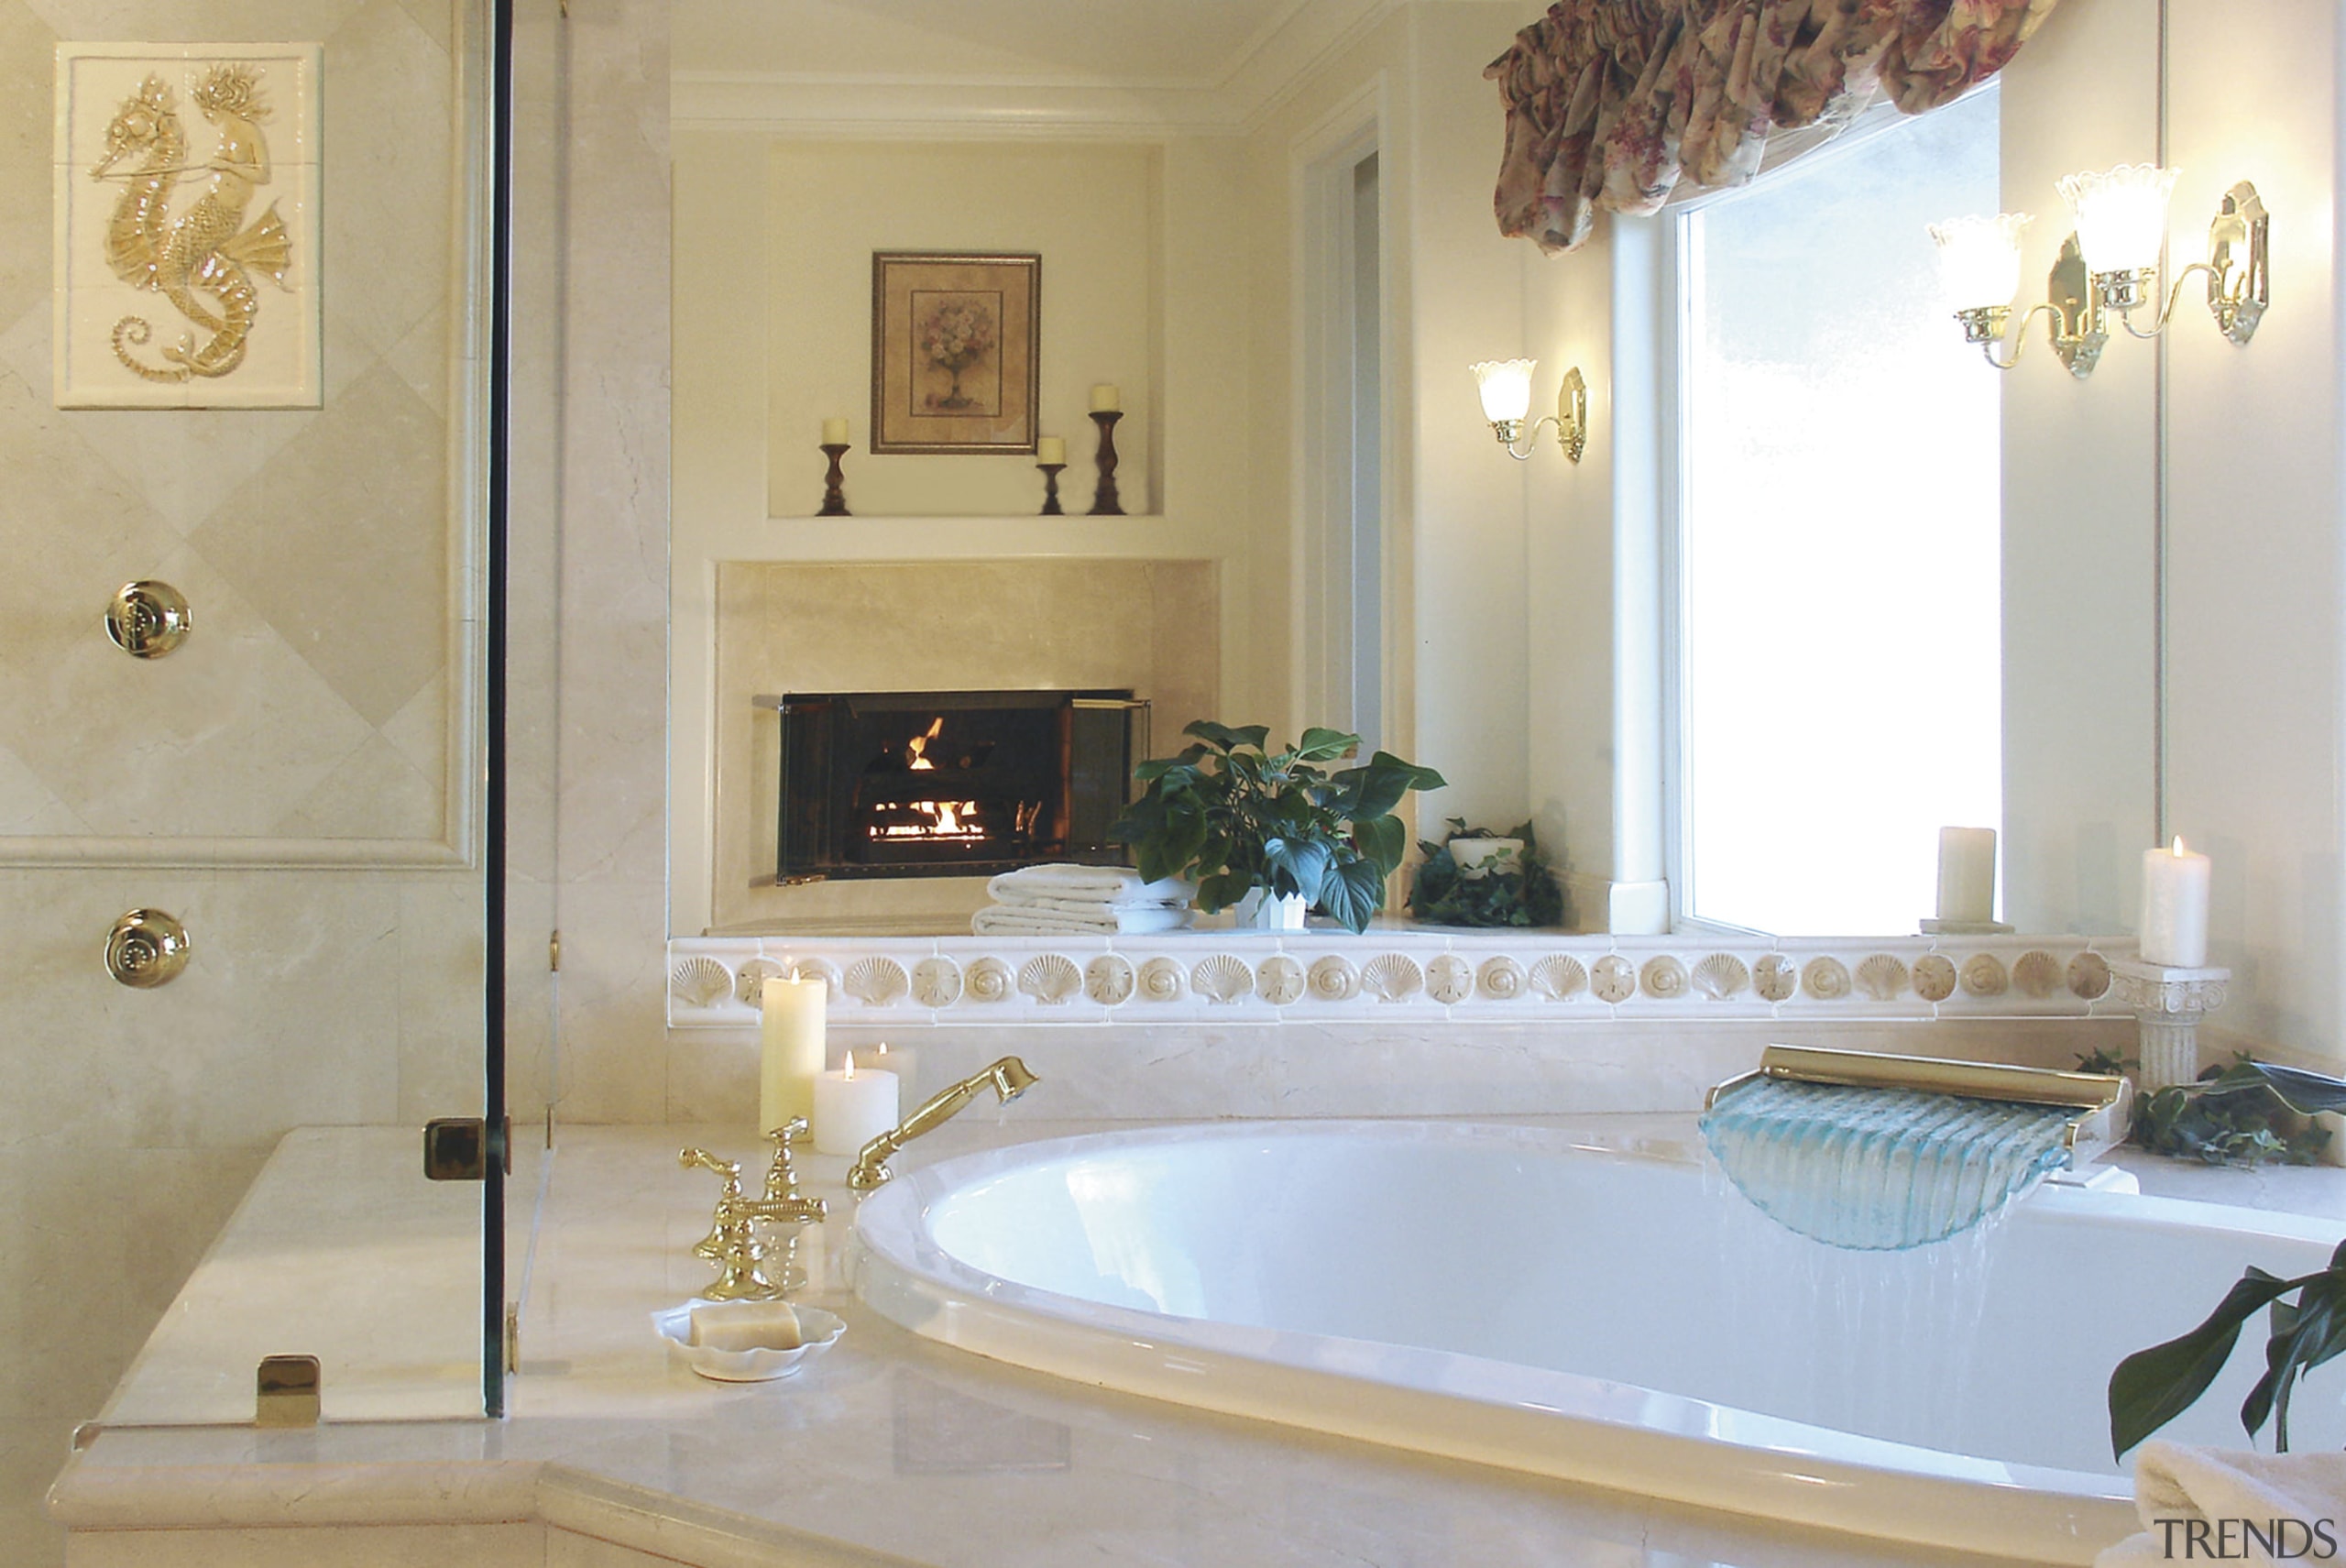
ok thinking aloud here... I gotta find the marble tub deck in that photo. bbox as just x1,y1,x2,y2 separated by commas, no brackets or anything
49,1121,2346,1568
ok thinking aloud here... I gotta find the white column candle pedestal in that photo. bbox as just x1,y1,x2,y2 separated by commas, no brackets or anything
2105,958,2231,1091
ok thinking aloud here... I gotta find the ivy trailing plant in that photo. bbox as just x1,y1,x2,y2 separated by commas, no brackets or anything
1407,818,1569,929
1108,721,1446,936
2107,1059,2346,1459
2079,1048,2335,1168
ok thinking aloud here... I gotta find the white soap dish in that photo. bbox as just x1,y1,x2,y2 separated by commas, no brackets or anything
652,1300,846,1382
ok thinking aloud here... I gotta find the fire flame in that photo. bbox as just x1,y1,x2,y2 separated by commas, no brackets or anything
872,718,981,840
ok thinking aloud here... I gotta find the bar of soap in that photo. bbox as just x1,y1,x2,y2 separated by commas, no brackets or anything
686,1299,803,1353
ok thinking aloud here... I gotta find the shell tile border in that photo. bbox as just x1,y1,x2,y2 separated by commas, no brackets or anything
666,932,2136,1029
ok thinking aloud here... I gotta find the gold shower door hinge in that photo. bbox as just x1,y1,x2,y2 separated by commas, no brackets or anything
257,1354,320,1427
423,1117,513,1181
549,929,561,970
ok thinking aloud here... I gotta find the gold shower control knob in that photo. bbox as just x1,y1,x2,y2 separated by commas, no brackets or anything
104,580,191,658
106,909,191,988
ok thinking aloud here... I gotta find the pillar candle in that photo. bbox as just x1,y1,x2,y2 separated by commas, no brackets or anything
2139,837,2212,967
854,1039,918,1096
758,974,827,1135
821,417,849,445
1036,435,1065,466
1089,383,1120,412
813,1059,900,1157
1935,827,1997,923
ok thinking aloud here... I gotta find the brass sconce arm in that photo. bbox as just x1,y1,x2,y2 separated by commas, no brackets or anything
1487,367,1588,464
1958,297,2107,379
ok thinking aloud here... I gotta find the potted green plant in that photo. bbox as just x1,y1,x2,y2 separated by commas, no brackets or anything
1407,819,1569,929
1108,721,1446,935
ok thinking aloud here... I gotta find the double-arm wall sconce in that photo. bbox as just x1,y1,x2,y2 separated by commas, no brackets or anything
1930,166,2269,378
1933,169,2261,379
1471,358,1587,462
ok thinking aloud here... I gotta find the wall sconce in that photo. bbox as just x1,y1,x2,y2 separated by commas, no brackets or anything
1470,359,1586,462
1930,168,2268,378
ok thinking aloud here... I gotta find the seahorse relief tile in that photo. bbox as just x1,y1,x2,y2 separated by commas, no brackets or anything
54,43,322,409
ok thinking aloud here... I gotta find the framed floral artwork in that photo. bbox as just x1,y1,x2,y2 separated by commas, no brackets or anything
870,251,1039,455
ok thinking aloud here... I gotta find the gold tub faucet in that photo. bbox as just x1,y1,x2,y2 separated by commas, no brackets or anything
848,1056,1039,1190
680,1120,828,1300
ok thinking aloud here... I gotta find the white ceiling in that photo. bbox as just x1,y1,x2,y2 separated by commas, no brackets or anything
670,0,1316,87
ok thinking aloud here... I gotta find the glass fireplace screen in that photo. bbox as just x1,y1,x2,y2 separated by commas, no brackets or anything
767,690,1148,881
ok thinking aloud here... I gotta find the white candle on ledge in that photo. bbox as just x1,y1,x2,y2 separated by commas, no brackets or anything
821,417,849,445
813,1058,899,1157
854,1039,917,1097
1090,383,1120,412
1036,435,1066,466
758,973,827,1135
2139,836,2212,967
1935,827,1998,924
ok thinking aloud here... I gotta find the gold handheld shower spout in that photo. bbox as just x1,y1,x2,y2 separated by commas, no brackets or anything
848,1056,1039,1190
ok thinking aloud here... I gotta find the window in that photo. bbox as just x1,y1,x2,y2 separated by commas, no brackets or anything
1671,88,2001,935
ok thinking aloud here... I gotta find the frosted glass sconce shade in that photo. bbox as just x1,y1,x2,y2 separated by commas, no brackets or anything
1928,214,2030,312
1471,358,1536,424
2057,163,2179,277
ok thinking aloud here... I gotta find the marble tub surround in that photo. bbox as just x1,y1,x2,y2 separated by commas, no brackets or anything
58,1122,2097,1568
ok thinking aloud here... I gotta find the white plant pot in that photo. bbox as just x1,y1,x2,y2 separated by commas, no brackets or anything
1237,890,1310,930
1451,838,1524,881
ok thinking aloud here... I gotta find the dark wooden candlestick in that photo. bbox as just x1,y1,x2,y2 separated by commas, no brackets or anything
1037,462,1067,516
1087,411,1124,516
817,443,851,516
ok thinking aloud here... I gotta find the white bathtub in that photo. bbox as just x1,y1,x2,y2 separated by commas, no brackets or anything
850,1120,2346,1563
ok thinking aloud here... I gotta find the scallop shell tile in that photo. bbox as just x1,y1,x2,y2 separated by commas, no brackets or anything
2068,951,2112,1000
1018,953,1083,1005
1591,954,1636,1003
1257,954,1306,1007
1085,954,1134,1006
735,957,787,1007
1192,953,1255,1005
1530,954,1586,1000
843,956,910,1007
1426,953,1474,1005
1308,955,1359,1002
1800,956,1850,1001
670,954,732,1009
1639,955,1688,1000
1477,955,1527,1001
1753,954,1796,1003
1361,953,1422,1003
789,958,843,993
1137,956,1187,1003
1958,953,2008,998
2012,949,2063,1000
1912,953,1958,1003
911,957,963,1008
1693,953,1749,1001
1853,954,1906,1002
965,956,1014,1003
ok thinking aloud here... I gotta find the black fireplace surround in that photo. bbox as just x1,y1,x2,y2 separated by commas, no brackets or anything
768,689,1147,881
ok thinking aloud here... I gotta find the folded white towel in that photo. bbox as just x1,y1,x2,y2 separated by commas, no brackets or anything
989,893,1190,919
986,865,1192,907
971,904,1195,937
2096,1442,2346,1565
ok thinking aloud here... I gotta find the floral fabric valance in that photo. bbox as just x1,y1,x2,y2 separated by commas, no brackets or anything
1485,0,2062,254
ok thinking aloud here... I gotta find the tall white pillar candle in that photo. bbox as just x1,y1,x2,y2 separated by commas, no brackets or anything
1935,827,1998,923
853,1040,917,1097
2139,837,2212,967
758,974,827,1135
813,1059,900,1157
1089,383,1120,412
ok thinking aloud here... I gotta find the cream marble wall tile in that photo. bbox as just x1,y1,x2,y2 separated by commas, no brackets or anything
64,1523,541,1567
392,876,486,1124
22,1,366,45
378,663,448,784
0,1415,64,1568
319,0,451,359
0,5,56,336
502,874,556,1122
552,883,667,1124
191,364,446,730
0,535,380,838
380,301,449,420
546,1529,681,1567
0,740,89,833
271,730,441,840
389,0,452,57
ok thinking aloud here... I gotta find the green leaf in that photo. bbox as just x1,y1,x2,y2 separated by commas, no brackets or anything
1318,857,1388,935
1195,870,1252,913
2110,1267,2302,1459
2241,1062,2346,1118
1293,727,1361,762
1135,806,1208,885
1350,812,1408,875
1262,837,1335,901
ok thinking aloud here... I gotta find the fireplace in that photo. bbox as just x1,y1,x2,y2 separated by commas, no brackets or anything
766,690,1148,881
